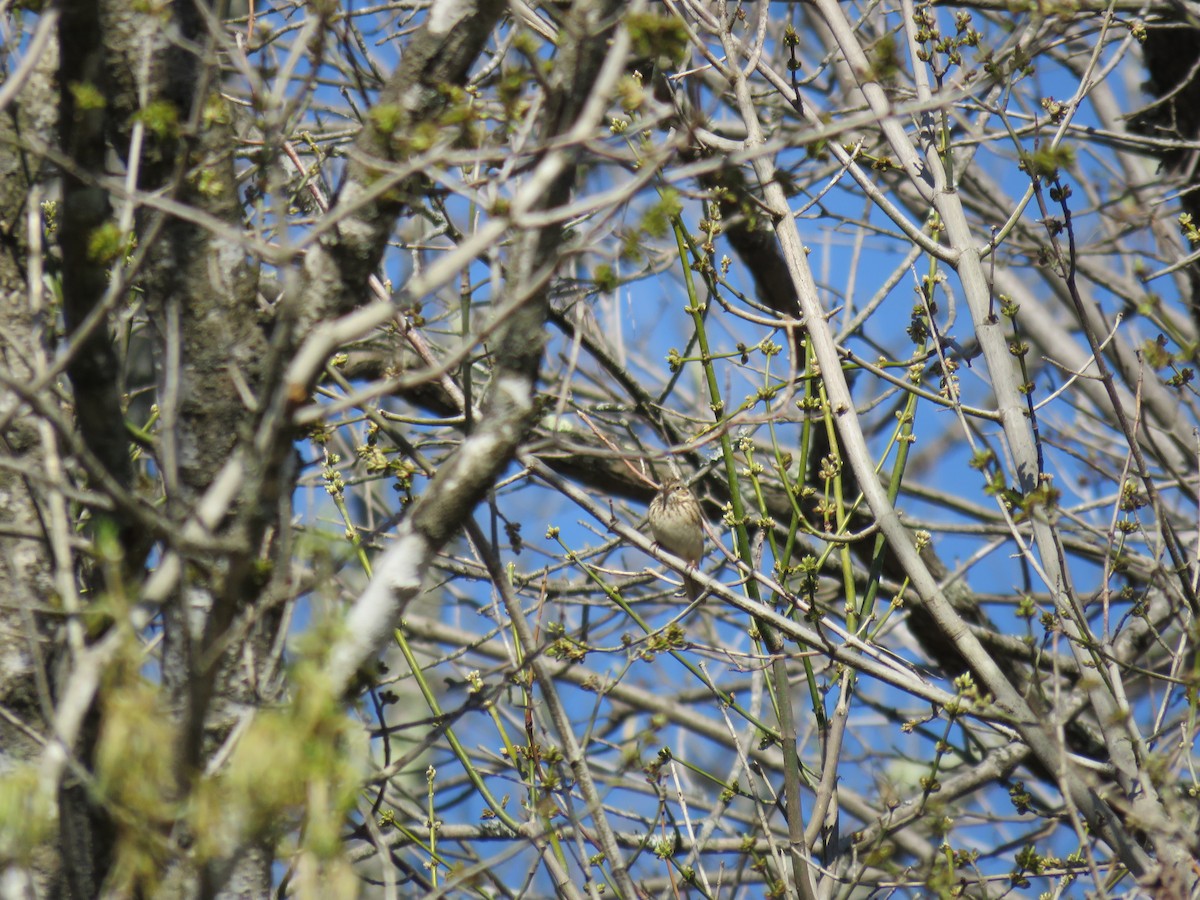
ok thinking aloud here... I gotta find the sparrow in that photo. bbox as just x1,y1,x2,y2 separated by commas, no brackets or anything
648,478,705,600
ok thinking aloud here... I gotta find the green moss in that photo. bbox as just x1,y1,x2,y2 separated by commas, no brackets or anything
134,100,180,140
368,103,404,137
627,11,690,65
69,81,105,112
593,263,618,293
87,222,126,264
202,92,231,128
642,189,681,239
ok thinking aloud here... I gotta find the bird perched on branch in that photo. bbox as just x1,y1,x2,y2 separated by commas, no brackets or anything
648,478,705,601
